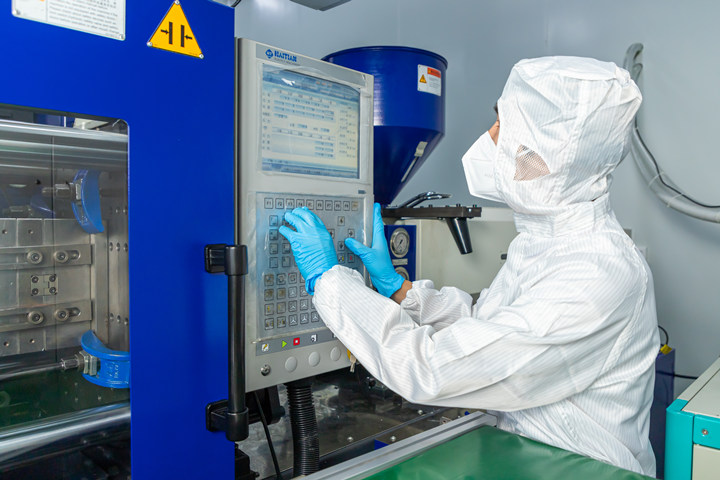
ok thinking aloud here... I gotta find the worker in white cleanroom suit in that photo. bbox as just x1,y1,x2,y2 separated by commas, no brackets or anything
280,56,659,476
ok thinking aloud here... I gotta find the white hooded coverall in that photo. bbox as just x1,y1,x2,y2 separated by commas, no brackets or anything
313,57,659,476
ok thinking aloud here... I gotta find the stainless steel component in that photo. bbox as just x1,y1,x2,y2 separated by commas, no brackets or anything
304,411,496,480
26,311,44,325
0,119,127,175
59,353,83,371
0,363,61,382
261,364,271,376
397,191,451,209
0,110,130,476
41,184,73,199
78,350,98,376
0,403,130,465
26,250,42,264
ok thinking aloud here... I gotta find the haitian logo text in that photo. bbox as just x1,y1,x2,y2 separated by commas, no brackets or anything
265,48,297,63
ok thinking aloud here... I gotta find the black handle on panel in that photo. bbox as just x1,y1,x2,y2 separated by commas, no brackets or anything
204,243,249,442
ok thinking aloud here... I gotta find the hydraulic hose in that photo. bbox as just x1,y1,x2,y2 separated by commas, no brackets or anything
623,43,720,223
285,380,319,476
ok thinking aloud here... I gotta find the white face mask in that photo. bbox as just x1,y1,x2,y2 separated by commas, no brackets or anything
462,131,504,203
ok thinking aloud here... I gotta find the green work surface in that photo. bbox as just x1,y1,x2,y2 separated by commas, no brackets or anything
364,426,653,480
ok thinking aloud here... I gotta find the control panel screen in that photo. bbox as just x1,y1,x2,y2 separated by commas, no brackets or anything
261,65,360,179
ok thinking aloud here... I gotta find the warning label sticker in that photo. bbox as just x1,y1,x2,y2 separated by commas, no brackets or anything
148,1,203,59
418,64,442,96
12,0,126,41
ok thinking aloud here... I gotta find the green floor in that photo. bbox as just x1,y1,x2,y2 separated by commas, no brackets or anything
365,426,654,480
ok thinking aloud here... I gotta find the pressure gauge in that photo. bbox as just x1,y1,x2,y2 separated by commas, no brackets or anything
395,266,410,280
389,227,410,258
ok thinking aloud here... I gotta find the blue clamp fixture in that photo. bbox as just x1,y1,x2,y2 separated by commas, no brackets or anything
80,330,130,389
71,169,104,234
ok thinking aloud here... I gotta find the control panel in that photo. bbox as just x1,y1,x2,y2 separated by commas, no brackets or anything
255,192,363,356
237,38,374,391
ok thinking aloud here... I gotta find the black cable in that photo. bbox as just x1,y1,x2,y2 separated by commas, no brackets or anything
253,391,282,480
657,371,699,380
658,325,669,346
634,120,720,208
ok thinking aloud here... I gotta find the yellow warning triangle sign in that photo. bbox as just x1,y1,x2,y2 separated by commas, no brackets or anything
148,1,203,59
419,75,427,83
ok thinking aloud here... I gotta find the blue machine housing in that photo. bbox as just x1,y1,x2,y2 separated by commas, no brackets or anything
323,46,447,206
1,2,235,477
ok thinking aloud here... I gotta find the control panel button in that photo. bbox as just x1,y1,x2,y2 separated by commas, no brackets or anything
308,351,320,367
331,347,341,361
264,198,274,209
285,356,298,372
300,313,309,324
277,316,287,328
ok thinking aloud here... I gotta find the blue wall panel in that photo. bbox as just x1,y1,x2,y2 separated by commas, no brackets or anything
0,1,235,477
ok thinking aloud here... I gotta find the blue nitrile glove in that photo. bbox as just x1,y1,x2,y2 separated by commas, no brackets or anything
279,207,338,295
344,203,405,297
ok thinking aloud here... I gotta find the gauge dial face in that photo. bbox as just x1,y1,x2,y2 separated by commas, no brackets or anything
389,228,410,258
395,266,410,280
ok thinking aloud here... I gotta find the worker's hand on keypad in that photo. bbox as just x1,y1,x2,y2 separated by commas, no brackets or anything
344,203,404,298
280,207,338,295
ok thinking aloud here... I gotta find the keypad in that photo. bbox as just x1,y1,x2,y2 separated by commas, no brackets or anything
257,193,365,343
